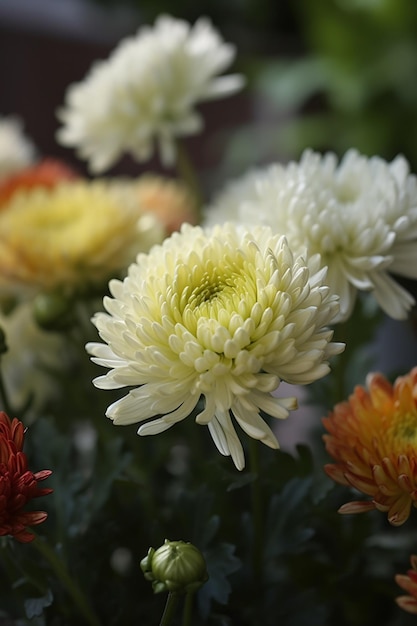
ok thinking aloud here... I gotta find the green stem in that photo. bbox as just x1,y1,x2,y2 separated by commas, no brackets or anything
248,438,262,583
0,356,13,416
32,535,101,626
5,538,45,594
182,592,194,626
175,141,203,214
159,591,179,626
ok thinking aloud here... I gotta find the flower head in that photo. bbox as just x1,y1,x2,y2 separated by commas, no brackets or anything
204,149,417,321
323,367,417,525
57,15,245,172
87,223,343,470
0,158,79,208
395,555,417,614
0,116,36,180
141,539,208,594
0,303,69,416
134,174,199,234
0,179,165,297
0,411,52,542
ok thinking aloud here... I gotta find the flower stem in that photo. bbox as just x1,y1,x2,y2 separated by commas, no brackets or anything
249,438,262,583
182,592,194,626
32,535,101,626
159,591,179,626
0,356,13,416
175,141,203,214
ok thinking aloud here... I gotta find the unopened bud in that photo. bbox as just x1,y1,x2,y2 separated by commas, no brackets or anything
140,539,208,594
33,292,74,331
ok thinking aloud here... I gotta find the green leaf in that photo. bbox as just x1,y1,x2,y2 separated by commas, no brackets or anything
264,476,316,560
198,542,241,618
226,471,256,492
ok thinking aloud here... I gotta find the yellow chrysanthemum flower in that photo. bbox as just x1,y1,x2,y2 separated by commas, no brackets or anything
0,180,165,296
87,223,343,470
323,367,417,525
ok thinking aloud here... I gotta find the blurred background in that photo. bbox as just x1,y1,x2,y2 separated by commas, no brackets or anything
1,0,417,424
0,0,416,460
2,0,417,185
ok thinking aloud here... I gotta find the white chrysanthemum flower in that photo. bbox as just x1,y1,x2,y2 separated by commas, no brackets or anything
57,15,245,173
204,149,417,322
0,116,36,179
87,223,343,470
0,303,68,419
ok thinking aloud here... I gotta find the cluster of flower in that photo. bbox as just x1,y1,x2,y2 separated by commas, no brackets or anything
1,12,417,617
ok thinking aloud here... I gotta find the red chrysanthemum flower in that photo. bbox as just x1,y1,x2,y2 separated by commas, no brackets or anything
0,411,52,542
0,157,79,208
395,555,417,614
322,366,417,526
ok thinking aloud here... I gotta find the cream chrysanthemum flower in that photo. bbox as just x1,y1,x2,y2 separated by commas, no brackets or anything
0,180,165,296
0,116,36,180
87,223,343,470
57,15,245,172
204,149,417,321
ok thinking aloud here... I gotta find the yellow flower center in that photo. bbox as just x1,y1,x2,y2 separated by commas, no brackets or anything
191,272,228,306
391,411,417,446
190,268,251,318
175,246,260,325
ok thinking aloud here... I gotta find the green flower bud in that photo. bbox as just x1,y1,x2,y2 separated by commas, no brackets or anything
0,295,18,316
33,292,75,331
140,539,208,594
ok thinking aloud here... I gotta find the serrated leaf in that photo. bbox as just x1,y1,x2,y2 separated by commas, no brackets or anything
198,543,241,618
264,476,315,557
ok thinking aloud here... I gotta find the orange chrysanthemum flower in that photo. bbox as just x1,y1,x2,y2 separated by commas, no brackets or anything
323,367,417,526
0,411,52,542
0,158,79,208
395,555,417,614
134,174,199,234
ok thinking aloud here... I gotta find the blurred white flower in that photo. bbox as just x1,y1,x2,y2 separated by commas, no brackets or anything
87,223,343,470
57,15,245,173
0,116,36,180
204,149,417,322
0,303,68,418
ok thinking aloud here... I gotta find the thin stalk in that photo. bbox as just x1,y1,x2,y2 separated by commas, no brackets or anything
0,357,13,416
248,438,262,583
32,535,101,626
159,591,179,626
175,141,203,214
182,592,194,626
